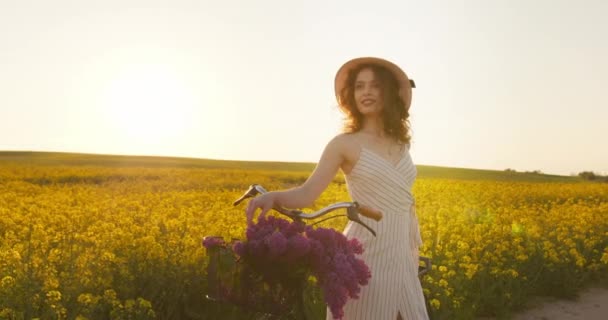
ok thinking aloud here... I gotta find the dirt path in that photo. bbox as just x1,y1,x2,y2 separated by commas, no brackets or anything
507,287,608,320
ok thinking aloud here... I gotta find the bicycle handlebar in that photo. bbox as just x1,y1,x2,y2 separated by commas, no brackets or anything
234,184,383,236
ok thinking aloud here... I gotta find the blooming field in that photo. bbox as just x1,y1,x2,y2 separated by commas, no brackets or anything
0,163,607,319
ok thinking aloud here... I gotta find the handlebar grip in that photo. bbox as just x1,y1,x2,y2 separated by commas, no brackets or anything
358,204,383,221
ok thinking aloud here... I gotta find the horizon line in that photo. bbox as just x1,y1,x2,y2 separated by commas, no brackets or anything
0,149,586,177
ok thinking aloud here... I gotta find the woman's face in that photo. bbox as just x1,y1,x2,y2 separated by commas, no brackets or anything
354,68,383,116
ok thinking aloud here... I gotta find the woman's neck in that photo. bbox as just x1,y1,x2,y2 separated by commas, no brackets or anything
360,117,385,138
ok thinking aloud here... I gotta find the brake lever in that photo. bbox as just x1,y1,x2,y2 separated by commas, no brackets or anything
233,184,263,206
347,206,377,237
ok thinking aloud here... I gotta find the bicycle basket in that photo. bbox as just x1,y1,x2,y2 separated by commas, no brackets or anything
204,236,309,317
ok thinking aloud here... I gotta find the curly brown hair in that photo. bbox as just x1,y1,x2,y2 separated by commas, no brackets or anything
336,64,411,144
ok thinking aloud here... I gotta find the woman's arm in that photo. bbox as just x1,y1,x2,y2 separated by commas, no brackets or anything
245,134,348,222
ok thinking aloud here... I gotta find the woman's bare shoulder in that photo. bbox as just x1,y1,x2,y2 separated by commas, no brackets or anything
328,132,360,150
325,133,361,164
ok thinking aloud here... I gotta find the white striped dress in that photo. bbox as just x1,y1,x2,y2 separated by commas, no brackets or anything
327,144,429,320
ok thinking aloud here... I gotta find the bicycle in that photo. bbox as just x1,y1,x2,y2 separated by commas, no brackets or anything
204,184,431,319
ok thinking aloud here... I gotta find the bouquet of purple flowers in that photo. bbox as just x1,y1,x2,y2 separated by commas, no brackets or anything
203,215,371,319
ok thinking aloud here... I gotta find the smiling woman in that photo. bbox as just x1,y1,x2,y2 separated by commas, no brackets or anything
101,64,199,149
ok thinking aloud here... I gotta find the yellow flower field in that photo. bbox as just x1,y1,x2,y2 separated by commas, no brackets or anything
0,163,607,319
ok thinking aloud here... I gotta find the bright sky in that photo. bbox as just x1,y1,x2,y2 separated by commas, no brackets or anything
1,0,607,176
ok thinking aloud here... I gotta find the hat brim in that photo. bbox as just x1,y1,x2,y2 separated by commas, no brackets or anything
334,57,414,110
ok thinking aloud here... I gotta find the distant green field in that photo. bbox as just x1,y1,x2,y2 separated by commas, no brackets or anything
0,151,579,183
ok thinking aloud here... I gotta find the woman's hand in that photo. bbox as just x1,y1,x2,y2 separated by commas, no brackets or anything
245,192,277,225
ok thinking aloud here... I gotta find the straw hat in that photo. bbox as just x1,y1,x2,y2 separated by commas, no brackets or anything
334,57,416,110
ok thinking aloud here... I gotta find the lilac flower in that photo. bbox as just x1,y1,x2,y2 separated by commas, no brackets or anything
233,241,246,256
202,236,225,249
352,257,371,286
266,231,287,258
284,233,311,262
323,272,349,319
285,220,306,237
248,239,265,257
204,216,371,320
348,238,363,255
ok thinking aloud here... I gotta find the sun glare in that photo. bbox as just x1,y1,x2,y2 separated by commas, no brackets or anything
101,65,198,149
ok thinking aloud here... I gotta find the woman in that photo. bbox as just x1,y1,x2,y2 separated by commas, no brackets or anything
246,57,429,320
